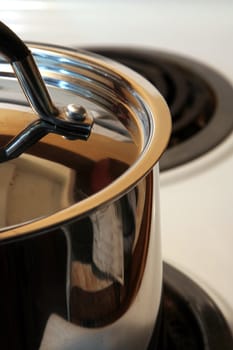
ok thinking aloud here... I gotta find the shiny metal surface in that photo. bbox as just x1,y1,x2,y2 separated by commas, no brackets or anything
13,55,58,119
0,167,162,350
65,104,87,122
0,44,171,241
12,55,94,141
0,44,170,349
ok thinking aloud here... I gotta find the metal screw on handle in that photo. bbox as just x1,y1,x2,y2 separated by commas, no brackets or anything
0,21,93,163
65,104,87,122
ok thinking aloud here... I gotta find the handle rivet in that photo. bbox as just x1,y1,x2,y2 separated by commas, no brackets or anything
65,104,86,121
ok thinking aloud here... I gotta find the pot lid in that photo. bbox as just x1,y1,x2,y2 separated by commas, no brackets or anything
0,37,171,241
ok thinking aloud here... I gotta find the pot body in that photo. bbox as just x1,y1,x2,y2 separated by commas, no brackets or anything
0,44,170,349
0,165,162,350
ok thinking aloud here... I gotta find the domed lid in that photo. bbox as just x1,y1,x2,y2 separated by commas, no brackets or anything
0,22,171,242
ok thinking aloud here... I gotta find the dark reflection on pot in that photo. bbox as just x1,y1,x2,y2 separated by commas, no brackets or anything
0,228,68,350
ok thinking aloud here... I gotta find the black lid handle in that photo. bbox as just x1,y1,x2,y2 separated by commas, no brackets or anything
0,22,93,163
0,21,30,62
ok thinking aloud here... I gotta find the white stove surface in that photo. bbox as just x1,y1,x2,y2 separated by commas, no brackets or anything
2,0,233,328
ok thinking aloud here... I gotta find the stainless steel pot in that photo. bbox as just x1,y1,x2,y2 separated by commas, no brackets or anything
0,22,171,350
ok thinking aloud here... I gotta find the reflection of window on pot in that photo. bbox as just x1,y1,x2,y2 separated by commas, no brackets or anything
0,154,76,228
68,188,137,287
67,175,149,328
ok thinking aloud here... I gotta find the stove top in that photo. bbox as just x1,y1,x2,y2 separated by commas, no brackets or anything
149,263,233,350
85,47,233,171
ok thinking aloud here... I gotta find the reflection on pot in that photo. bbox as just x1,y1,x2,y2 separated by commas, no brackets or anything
66,178,147,327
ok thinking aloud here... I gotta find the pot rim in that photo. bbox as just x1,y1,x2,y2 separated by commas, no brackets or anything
0,44,171,242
